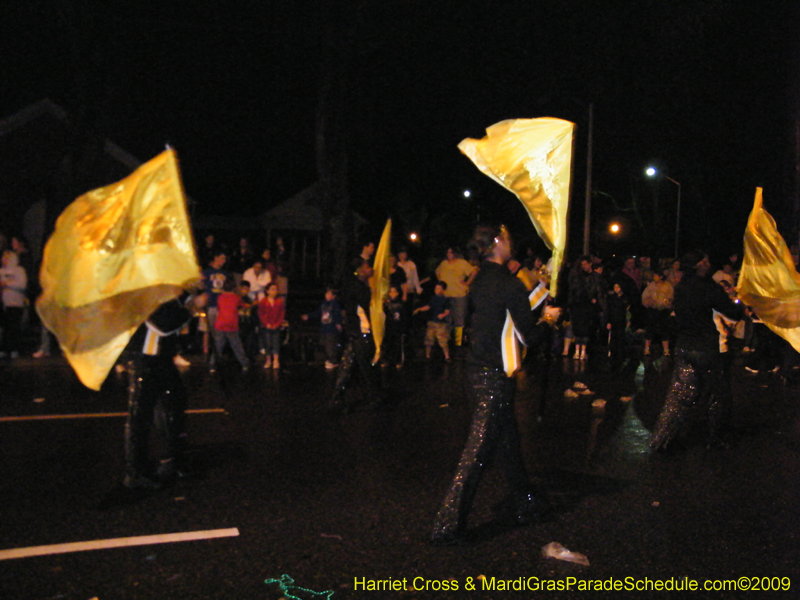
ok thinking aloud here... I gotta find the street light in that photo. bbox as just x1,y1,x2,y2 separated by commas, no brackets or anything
645,167,681,258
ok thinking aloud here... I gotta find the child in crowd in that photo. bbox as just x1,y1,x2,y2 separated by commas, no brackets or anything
605,282,629,359
301,286,343,369
238,280,258,357
382,284,408,369
258,282,286,369
210,278,250,373
414,281,451,361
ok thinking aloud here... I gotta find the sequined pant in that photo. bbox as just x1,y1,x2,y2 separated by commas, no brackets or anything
432,365,531,538
124,354,188,478
650,347,729,451
330,332,378,408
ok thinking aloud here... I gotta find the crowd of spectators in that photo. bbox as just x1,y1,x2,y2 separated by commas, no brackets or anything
1,224,796,390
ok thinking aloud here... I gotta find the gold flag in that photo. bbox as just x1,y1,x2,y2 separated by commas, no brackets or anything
369,219,392,364
36,148,200,390
458,118,575,296
737,187,800,353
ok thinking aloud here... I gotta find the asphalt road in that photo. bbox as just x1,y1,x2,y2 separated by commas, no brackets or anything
1,346,799,599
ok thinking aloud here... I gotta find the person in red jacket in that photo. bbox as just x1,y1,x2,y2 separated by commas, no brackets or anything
258,282,286,369
210,278,250,373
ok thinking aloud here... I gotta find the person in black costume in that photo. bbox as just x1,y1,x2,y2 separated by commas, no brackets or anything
329,257,382,412
122,291,206,489
431,225,560,545
649,252,743,451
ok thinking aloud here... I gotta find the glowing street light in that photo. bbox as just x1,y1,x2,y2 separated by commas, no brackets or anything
463,189,471,198
645,166,681,257
609,222,621,234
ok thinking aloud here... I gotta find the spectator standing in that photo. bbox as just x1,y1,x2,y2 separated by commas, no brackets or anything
202,251,230,357
242,259,272,301
230,236,256,277
209,278,250,373
0,250,28,358
382,284,409,368
567,255,606,361
435,247,477,347
641,271,674,357
414,281,451,361
258,282,286,369
605,282,629,359
302,286,343,369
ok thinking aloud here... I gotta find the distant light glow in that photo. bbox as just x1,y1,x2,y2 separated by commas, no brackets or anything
609,222,621,234
409,232,419,242
463,190,471,198
645,167,657,177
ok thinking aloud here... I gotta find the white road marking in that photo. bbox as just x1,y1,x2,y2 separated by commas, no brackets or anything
0,408,227,422
0,528,240,560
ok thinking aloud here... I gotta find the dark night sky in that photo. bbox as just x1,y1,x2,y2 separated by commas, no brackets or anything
2,0,797,258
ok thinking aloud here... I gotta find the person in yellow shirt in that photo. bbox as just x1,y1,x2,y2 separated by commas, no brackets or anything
435,247,477,347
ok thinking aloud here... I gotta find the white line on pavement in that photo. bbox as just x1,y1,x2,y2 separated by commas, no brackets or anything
0,408,227,422
0,528,240,560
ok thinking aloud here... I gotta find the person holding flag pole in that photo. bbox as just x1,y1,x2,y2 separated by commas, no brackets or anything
36,147,203,488
431,118,571,545
329,220,392,413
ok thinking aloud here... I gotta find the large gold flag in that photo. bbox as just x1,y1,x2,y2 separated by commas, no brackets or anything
369,219,392,363
37,148,200,390
458,118,575,296
737,187,800,353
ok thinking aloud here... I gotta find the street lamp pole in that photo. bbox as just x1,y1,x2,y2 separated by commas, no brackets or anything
645,167,681,258
666,175,681,258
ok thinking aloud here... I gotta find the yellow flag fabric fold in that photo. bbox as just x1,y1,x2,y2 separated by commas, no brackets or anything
458,118,574,296
369,219,392,363
737,187,800,353
36,149,200,390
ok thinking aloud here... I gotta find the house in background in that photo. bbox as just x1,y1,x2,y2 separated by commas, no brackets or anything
0,99,145,267
194,181,366,280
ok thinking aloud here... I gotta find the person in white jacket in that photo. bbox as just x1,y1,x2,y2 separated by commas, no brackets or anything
0,250,28,358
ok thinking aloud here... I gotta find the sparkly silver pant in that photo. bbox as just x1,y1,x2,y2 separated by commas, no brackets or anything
432,365,530,537
650,347,729,451
124,355,188,478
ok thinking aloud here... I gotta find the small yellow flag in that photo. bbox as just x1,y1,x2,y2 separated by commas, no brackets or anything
369,219,392,364
458,118,575,296
737,188,800,353
36,149,200,390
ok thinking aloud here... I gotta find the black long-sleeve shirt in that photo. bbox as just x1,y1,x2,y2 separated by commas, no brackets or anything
674,272,743,353
467,261,549,371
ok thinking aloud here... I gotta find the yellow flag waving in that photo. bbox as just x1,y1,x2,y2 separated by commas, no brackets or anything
458,118,575,296
369,219,392,363
737,188,800,352
36,149,200,390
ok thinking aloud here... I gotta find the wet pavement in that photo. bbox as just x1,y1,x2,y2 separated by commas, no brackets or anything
1,344,799,599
